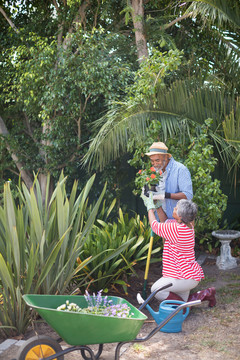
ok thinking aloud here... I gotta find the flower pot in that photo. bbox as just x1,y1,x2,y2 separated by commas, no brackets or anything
144,184,158,197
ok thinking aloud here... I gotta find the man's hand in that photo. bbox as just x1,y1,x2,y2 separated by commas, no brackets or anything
152,192,165,200
140,192,155,211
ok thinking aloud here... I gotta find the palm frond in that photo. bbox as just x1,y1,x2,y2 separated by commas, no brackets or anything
223,97,240,142
82,79,235,171
202,34,240,93
185,0,240,28
221,97,240,173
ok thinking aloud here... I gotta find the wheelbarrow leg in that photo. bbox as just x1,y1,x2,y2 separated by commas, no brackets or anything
81,344,103,360
39,345,97,360
115,341,128,360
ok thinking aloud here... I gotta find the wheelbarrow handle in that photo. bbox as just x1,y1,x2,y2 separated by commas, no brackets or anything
138,283,173,311
182,300,201,307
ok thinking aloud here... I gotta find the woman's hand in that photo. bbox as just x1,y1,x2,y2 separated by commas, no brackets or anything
140,192,155,211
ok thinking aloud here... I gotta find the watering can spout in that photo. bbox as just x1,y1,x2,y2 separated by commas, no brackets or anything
145,304,158,321
136,293,159,321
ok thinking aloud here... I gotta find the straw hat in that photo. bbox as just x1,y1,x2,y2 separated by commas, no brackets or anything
145,142,171,157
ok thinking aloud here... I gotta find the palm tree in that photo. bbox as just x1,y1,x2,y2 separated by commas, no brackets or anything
83,1,240,173
83,79,238,169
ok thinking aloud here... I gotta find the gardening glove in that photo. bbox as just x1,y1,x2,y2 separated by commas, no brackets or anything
152,192,165,201
153,171,167,201
140,192,155,211
141,187,163,209
154,199,163,209
142,185,149,197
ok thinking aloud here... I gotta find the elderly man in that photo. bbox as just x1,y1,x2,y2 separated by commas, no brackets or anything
145,142,193,221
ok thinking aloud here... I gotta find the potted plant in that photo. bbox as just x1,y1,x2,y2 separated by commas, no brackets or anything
134,167,163,196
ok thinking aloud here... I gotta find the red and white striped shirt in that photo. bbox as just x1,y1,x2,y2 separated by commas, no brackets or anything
151,219,204,281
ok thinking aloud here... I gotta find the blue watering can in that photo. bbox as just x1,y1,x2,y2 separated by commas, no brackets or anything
146,300,190,333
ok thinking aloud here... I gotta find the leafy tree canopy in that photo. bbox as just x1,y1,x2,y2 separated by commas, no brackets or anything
0,0,240,199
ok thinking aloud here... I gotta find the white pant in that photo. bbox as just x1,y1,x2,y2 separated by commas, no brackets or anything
151,276,199,302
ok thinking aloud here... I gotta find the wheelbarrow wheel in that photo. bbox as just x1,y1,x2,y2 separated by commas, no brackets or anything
81,344,103,360
16,335,64,360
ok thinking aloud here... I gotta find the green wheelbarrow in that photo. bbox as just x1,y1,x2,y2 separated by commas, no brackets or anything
17,284,201,360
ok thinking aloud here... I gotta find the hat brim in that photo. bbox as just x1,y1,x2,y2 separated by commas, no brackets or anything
145,151,171,157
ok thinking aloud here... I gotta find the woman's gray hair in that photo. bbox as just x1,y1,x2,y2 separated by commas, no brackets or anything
176,199,198,224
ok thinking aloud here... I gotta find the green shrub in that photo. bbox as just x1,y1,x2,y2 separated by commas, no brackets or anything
185,119,228,250
0,173,132,337
75,207,162,294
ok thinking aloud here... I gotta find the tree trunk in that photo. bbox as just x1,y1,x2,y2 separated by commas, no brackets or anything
131,0,148,62
0,115,33,189
0,6,19,33
0,115,54,203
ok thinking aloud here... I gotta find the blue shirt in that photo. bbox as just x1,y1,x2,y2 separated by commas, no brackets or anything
164,157,193,219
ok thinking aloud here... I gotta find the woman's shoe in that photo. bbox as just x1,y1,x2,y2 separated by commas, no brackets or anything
188,287,216,307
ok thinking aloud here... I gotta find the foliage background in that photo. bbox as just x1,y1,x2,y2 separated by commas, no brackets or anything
0,1,239,215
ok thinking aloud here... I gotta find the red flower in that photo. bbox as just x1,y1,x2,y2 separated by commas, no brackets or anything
159,170,162,175
150,167,156,172
146,177,150,181
138,170,142,174
150,174,156,179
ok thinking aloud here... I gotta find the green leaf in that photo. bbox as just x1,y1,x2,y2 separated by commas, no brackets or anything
35,228,70,289
0,254,15,297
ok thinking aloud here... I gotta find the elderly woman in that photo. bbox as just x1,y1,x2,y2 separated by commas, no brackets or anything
141,193,216,307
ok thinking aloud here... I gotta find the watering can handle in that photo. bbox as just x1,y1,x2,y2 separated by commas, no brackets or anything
183,306,190,319
161,300,190,319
